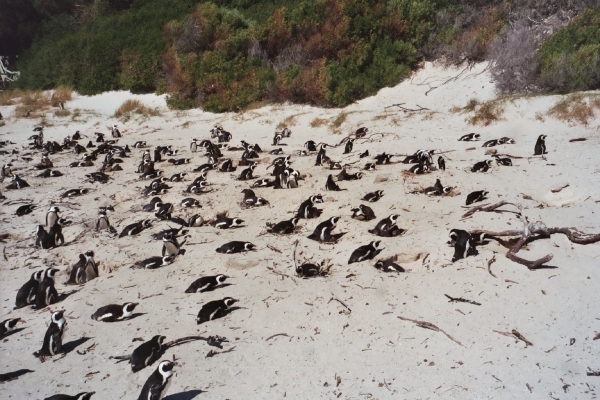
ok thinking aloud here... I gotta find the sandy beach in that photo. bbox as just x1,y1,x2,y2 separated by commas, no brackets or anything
1,62,599,399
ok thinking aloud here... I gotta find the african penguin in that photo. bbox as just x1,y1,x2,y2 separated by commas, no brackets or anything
119,219,152,238
466,190,488,205
16,204,36,216
449,229,477,262
137,360,175,400
91,302,138,322
348,241,384,264
61,188,89,198
212,217,244,229
368,214,405,237
344,138,354,154
196,298,238,324
305,140,317,152
216,241,255,254
363,190,384,202
296,195,323,219
181,198,200,208
44,392,95,400
438,156,446,171
534,134,547,155
350,204,376,221
242,189,269,207
128,335,166,373
374,259,405,273
266,217,299,234
471,160,493,173
33,310,66,357
46,206,60,228
459,133,480,141
308,216,340,243
0,318,21,337
325,174,342,191
495,155,512,166
135,255,176,269
15,270,43,309
296,263,322,278
185,275,228,293
34,268,59,309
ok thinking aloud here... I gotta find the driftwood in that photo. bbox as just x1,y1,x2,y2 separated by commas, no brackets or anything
444,294,481,306
464,203,600,269
398,315,463,346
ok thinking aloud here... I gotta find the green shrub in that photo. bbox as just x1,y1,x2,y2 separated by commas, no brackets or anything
538,5,600,93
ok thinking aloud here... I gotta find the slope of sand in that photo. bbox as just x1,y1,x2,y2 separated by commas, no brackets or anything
1,62,599,399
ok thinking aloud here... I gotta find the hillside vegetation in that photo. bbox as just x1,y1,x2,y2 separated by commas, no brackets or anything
8,0,600,112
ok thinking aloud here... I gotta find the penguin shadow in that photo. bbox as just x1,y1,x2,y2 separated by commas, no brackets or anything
1,327,26,339
62,336,92,355
0,368,35,383
126,313,147,321
164,389,206,400
216,306,242,321
56,289,79,303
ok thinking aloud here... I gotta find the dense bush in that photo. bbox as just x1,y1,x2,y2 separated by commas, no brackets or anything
537,4,600,92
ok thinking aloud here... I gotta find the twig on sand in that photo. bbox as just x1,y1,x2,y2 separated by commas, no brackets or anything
461,201,519,219
206,346,236,358
384,103,429,112
329,297,351,313
266,333,290,341
397,315,463,346
512,329,533,346
444,294,481,306
487,255,497,278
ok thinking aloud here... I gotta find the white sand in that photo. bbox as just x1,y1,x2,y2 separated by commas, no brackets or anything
1,62,599,399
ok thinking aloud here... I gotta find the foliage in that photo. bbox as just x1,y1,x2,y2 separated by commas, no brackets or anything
547,93,600,126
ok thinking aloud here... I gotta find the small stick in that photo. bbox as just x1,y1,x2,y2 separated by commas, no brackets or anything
444,294,481,306
206,346,236,358
487,255,497,278
329,297,351,313
398,315,463,346
512,329,533,346
267,244,282,254
266,333,289,341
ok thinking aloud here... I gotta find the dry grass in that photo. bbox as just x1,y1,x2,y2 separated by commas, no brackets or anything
371,114,388,121
548,94,600,126
50,87,73,106
310,117,328,128
1,86,72,117
331,112,350,129
54,109,71,117
276,113,305,129
468,102,504,126
114,99,162,119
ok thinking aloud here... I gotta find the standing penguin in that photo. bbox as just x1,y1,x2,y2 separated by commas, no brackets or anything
111,125,121,138
344,138,354,154
96,211,116,233
137,360,175,400
162,232,181,256
34,310,66,357
46,206,60,228
91,302,138,322
67,251,98,284
196,297,238,324
35,268,59,309
534,134,547,155
325,174,342,191
15,270,43,309
190,138,198,153
438,156,446,171
36,225,54,249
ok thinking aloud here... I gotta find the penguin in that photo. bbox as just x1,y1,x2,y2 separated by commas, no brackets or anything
143,197,162,212
449,229,477,262
239,164,256,181
112,125,121,138
6,174,29,189
185,275,228,293
95,132,104,143
295,263,322,278
1,163,13,179
374,153,393,165
270,148,283,155
534,134,547,155
242,189,269,207
44,392,95,400
213,217,244,229
91,302,138,322
216,241,255,254
482,139,499,147
364,162,376,171
355,127,368,138
61,188,89,198
495,155,512,166
409,161,429,174
96,211,116,233
167,158,191,166
85,172,110,184
196,298,238,324
35,268,59,309
308,216,340,242
438,156,446,171
135,255,176,269
328,160,341,170
190,139,198,153
34,310,66,357
48,220,65,247
423,179,450,196
124,335,167,373
16,204,36,216
85,141,95,149
46,206,60,228
350,204,376,221
363,190,384,202
186,214,204,227
266,217,299,234
368,214,404,237
374,259,405,272
135,141,147,149
161,232,182,256
325,174,342,191
315,144,328,166
37,169,63,178
15,270,43,309
305,140,317,152
68,251,98,284
348,241,384,264
471,160,493,172
0,318,21,337
71,131,81,140
185,181,207,194
36,225,54,249
498,137,515,144
297,195,323,219
119,220,152,238
252,178,274,187
180,198,200,209
219,159,236,172
169,172,187,182
465,190,488,205
137,360,175,400
459,133,480,141
344,138,354,154
272,133,282,146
